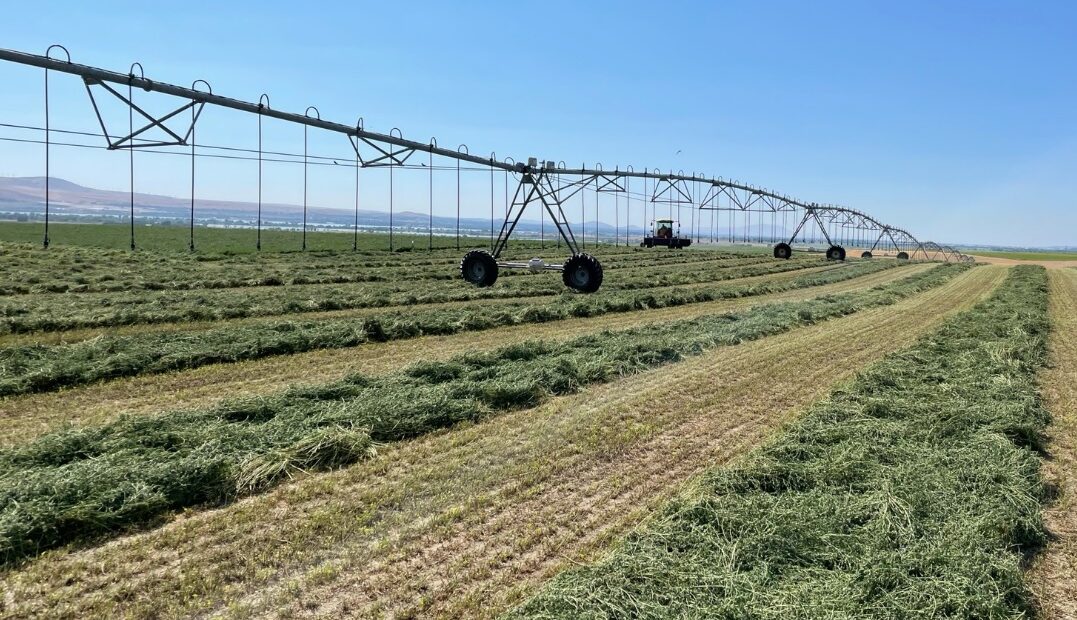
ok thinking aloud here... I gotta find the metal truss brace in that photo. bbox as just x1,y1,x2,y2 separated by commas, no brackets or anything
551,174,598,203
787,207,833,246
650,177,693,204
348,135,417,167
594,174,625,193
83,77,204,149
491,170,580,259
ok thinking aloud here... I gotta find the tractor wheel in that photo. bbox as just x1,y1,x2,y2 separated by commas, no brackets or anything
773,243,792,260
562,253,604,293
460,249,499,287
826,245,846,261
896,251,909,260
861,251,873,259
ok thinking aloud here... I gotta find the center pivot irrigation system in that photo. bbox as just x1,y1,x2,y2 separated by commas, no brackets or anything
0,46,972,293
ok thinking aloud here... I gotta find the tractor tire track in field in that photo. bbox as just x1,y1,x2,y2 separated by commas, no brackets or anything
1031,268,1077,619
0,265,1005,619
0,263,930,447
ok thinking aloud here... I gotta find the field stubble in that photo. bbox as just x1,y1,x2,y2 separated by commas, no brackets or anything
0,263,963,565
514,265,1049,618
0,255,800,335
1030,268,1077,618
0,262,929,447
0,259,835,348
0,259,892,400
0,265,1006,619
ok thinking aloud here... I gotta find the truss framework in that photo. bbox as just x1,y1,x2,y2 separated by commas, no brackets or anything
0,46,971,263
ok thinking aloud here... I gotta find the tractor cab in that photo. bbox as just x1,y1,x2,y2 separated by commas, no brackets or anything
641,218,691,249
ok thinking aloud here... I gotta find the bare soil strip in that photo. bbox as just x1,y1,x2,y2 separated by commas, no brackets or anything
1030,268,1077,618
0,265,1005,619
0,263,928,447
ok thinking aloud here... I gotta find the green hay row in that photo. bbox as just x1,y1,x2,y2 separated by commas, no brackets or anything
509,265,1049,619
0,260,893,397
0,243,757,295
0,256,798,334
0,263,967,565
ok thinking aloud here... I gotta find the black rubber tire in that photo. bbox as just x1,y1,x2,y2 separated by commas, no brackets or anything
562,253,604,293
460,249,499,287
896,251,910,260
773,243,792,260
826,245,847,261
861,251,873,259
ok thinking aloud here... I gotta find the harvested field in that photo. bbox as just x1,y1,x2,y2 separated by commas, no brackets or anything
0,264,1005,618
1030,268,1077,618
515,265,1050,619
0,261,930,445
0,263,966,564
4,234,1067,619
0,254,807,335
0,258,890,398
968,250,1077,265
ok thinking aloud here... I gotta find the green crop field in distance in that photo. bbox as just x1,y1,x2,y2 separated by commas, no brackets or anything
0,221,524,254
0,221,769,255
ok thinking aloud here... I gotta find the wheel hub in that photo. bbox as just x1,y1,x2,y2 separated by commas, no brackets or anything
570,267,589,287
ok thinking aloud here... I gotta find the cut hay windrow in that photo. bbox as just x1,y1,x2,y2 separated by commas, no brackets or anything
0,263,967,565
0,260,896,398
509,265,1050,619
0,243,759,296
0,254,808,334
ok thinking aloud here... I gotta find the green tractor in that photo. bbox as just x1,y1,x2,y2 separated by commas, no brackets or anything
641,219,692,249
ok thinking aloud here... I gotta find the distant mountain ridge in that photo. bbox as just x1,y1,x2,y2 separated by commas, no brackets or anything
0,176,785,241
0,176,668,237
0,175,430,225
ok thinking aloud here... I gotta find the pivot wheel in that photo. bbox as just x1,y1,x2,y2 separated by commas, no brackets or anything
773,242,792,260
826,245,846,261
861,251,873,259
896,251,910,260
460,249,499,287
562,253,604,293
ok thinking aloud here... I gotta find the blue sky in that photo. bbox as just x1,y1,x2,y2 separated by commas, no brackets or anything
0,0,1075,247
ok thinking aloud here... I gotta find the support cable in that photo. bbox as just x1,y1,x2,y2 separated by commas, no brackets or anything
128,62,142,250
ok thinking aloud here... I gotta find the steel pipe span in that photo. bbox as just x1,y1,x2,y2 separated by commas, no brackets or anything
0,45,971,265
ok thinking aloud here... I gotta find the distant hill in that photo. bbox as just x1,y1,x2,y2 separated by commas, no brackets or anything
0,175,448,228
0,176,782,240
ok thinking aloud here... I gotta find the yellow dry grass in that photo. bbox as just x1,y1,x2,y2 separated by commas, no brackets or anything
0,265,1006,619
1030,268,1077,619
0,263,930,446
968,254,1077,269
